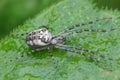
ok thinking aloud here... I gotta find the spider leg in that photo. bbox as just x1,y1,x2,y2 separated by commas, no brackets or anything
47,47,57,68
55,44,115,70
55,44,100,62
10,26,48,37
10,33,28,37
58,17,112,35
63,28,118,36
6,47,47,64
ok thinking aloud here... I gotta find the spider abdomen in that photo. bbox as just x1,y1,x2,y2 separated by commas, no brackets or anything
26,28,52,48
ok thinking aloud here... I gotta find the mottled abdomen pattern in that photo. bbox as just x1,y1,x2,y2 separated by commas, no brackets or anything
26,28,52,48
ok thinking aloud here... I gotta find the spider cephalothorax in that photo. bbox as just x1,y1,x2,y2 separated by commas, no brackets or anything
51,36,65,45
8,17,118,70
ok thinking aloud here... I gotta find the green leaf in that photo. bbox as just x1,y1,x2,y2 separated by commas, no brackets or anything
0,0,120,80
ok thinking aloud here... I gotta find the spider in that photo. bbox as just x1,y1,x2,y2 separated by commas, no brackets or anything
8,17,117,70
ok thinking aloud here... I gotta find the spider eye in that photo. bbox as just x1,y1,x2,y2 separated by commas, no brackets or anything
29,33,31,36
39,31,41,33
32,32,36,35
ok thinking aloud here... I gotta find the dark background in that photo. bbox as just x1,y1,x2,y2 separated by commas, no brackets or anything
0,0,120,39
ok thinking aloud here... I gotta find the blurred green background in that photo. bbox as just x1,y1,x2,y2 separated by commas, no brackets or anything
92,0,120,10
0,0,60,39
0,0,120,39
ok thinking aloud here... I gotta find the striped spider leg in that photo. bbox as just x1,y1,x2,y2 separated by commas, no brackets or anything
53,17,118,70
57,17,112,35
7,17,117,70
6,46,47,64
55,44,115,71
